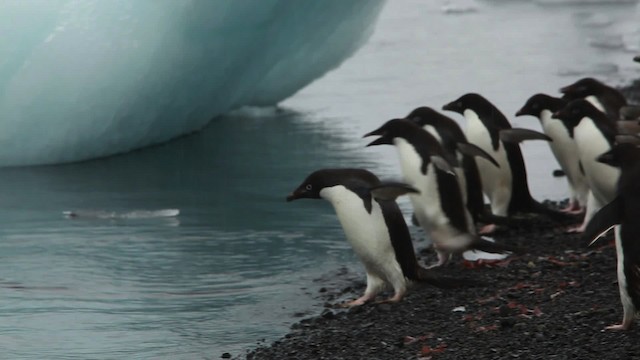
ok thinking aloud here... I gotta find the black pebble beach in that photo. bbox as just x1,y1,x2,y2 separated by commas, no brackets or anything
244,81,640,360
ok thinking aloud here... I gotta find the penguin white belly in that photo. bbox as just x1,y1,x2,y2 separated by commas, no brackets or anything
574,119,619,204
463,110,512,216
394,139,457,241
540,111,589,205
319,186,403,283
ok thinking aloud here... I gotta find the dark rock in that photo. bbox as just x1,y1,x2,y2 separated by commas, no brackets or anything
221,353,231,359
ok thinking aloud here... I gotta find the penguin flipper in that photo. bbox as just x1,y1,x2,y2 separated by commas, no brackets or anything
583,196,622,247
499,128,552,143
457,142,500,168
370,182,419,201
430,155,456,176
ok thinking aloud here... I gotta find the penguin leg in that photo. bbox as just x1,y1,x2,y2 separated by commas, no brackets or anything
566,192,599,233
561,198,584,214
341,273,384,307
606,298,635,331
376,267,408,304
426,248,451,268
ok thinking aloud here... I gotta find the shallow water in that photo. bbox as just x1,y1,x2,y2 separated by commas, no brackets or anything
1,1,639,359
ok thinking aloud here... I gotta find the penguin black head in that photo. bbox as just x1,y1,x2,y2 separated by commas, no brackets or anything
405,107,440,124
405,106,458,129
363,118,420,147
442,93,492,115
286,169,379,202
560,78,607,98
516,94,566,118
551,99,604,136
597,142,640,168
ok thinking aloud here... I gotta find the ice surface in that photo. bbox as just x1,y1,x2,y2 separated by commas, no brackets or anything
0,0,385,166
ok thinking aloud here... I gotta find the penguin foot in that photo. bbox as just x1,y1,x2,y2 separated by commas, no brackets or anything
478,224,497,235
425,250,451,268
375,294,404,304
565,224,585,234
340,295,373,307
560,203,584,215
604,323,632,331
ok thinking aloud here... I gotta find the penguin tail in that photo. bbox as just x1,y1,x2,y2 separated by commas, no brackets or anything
414,267,476,289
471,236,525,255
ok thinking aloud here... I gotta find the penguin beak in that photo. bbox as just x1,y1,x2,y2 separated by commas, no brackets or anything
514,107,527,117
635,55,640,63
559,85,571,94
596,149,616,166
365,136,392,147
363,128,391,146
286,188,308,202
442,101,460,114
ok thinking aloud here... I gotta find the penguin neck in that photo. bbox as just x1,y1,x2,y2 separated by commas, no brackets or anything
319,185,375,225
393,137,428,180
464,108,500,151
423,125,442,143
585,95,605,113
540,109,570,136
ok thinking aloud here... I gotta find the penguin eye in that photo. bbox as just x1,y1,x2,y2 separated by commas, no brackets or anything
532,103,539,110
305,184,312,191
456,101,462,107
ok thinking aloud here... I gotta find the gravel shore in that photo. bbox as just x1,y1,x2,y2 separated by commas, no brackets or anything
242,79,640,360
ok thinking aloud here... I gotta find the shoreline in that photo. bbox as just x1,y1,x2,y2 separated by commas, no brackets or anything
242,79,640,360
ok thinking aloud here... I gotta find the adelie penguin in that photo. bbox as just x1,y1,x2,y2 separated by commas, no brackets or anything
552,99,620,233
516,94,589,215
287,168,459,306
559,77,627,121
583,141,640,330
405,106,508,232
442,93,565,222
364,119,519,267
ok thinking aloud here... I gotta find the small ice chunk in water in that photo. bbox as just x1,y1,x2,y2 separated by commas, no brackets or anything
64,209,180,219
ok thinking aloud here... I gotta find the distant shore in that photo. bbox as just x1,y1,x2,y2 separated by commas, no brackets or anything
242,80,640,360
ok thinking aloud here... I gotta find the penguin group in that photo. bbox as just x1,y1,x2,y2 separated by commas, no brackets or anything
287,56,640,331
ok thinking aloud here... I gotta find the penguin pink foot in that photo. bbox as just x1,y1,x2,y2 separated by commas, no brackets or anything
341,295,373,307
561,201,584,215
479,224,497,235
605,323,632,331
426,249,450,269
375,292,405,304
565,224,585,234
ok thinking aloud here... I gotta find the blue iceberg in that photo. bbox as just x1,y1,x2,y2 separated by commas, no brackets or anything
0,0,385,166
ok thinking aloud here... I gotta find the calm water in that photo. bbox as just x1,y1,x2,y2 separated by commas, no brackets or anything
1,1,639,359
